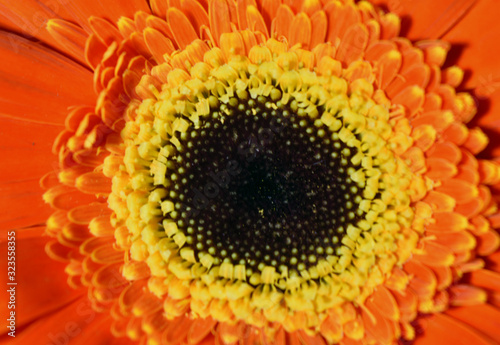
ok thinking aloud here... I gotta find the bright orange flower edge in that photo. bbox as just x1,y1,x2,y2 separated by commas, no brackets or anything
5,0,498,344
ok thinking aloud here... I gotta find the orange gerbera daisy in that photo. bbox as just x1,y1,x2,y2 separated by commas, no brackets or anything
1,0,500,344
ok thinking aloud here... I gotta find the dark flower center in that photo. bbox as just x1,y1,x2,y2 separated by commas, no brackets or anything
164,96,364,270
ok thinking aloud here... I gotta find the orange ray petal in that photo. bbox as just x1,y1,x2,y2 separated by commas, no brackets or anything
476,230,500,256
45,19,88,65
374,49,402,90
324,2,360,43
62,0,151,32
414,312,495,345
469,269,500,293
472,72,500,154
0,235,84,331
0,0,76,48
449,285,487,306
368,286,400,321
143,27,175,64
434,231,475,253
435,178,478,204
413,241,454,266
237,0,257,29
150,0,168,18
246,5,269,39
0,178,54,230
336,23,368,66
443,0,500,90
272,4,294,39
178,0,210,35
260,0,280,29
11,296,134,345
446,304,500,343
288,13,311,48
370,0,476,40
0,117,62,181
0,31,94,125
209,0,233,46
88,17,123,46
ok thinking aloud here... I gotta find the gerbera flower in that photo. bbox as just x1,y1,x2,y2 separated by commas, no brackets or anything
1,0,500,344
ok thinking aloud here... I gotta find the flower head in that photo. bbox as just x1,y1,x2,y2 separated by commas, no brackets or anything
2,1,500,345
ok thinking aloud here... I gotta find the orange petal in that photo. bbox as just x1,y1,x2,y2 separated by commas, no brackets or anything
336,23,368,66
0,0,75,46
463,128,489,155
392,86,425,120
422,191,456,212
0,32,94,124
220,32,246,59
44,185,99,211
209,0,233,46
324,2,360,43
469,269,500,293
375,0,475,40
449,285,487,306
442,122,469,146
237,0,256,29
368,286,400,321
288,13,311,49
0,179,54,230
476,230,500,256
144,28,176,64
168,7,199,49
188,317,218,344
425,157,458,180
416,40,450,67
320,315,342,343
374,50,402,89
310,10,327,49
435,178,479,204
390,289,417,322
426,211,468,233
446,304,500,343
379,12,400,39
0,235,84,330
298,330,327,345
46,19,88,65
150,0,168,17
18,298,135,345
478,160,500,185
272,4,294,39
386,63,430,99
443,0,500,90
413,241,454,266
429,265,453,290
434,231,476,253
454,185,489,218
89,17,123,46
63,0,151,32
412,110,454,131
68,203,111,225
361,305,393,344
414,312,495,345
246,5,269,39
178,0,210,34
75,172,112,195
404,260,437,299
427,141,462,164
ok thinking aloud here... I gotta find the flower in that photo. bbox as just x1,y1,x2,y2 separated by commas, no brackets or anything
1,0,500,344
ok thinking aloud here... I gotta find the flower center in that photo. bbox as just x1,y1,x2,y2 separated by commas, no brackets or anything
166,95,364,271
109,43,421,329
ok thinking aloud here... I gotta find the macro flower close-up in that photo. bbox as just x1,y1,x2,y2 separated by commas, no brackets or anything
1,0,500,344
